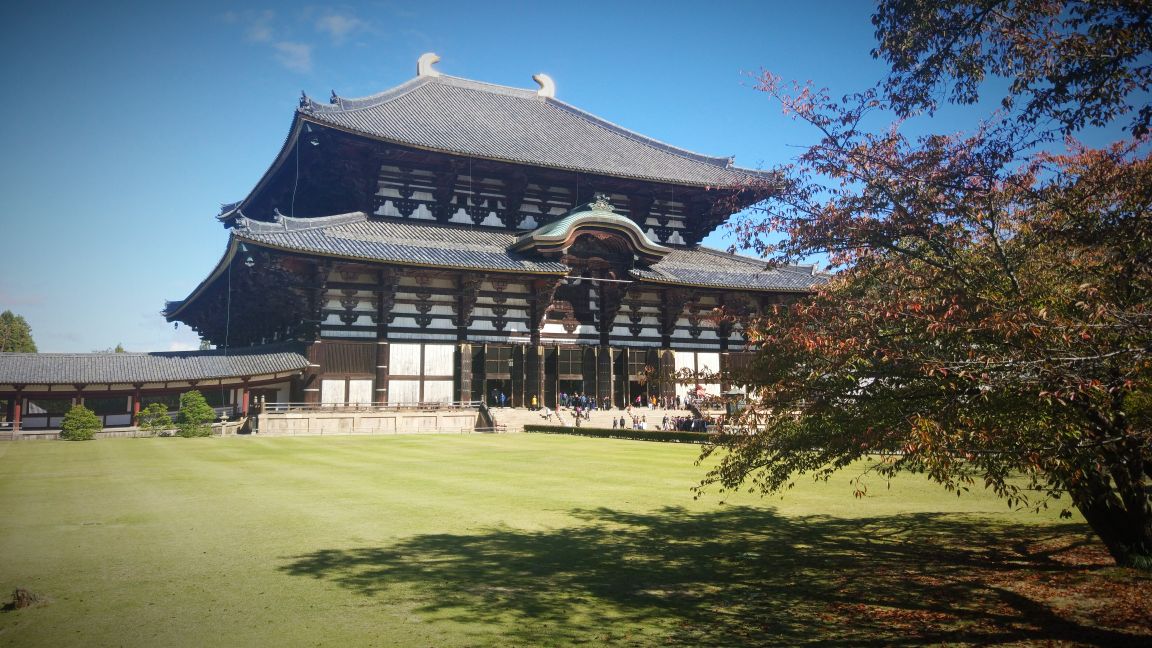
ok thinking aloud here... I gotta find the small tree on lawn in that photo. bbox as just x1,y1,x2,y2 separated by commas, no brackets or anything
136,403,174,437
60,404,100,441
177,391,215,438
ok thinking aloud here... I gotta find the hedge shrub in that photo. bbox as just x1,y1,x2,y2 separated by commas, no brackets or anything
524,424,710,444
177,390,215,437
137,403,174,437
60,404,101,441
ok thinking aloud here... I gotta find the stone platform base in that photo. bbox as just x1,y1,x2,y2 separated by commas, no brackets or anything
255,410,482,436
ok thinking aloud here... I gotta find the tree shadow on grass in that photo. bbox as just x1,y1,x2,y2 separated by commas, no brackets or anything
279,507,1148,646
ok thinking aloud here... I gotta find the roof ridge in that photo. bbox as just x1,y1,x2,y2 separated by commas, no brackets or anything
366,218,515,234
309,74,543,115
435,74,540,99
304,76,430,114
237,211,367,234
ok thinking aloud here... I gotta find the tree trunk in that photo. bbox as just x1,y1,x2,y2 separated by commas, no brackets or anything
1070,466,1152,569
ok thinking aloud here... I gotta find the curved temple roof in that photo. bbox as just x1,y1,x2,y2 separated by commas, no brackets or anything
236,212,571,275
297,73,771,187
168,211,823,322
511,200,671,265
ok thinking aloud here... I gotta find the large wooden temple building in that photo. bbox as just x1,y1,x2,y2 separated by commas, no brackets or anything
166,53,822,409
1,54,823,431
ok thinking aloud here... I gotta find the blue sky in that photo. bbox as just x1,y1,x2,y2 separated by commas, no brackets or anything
1,1,900,352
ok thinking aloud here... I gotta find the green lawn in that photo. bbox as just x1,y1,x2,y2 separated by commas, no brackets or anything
0,434,1146,647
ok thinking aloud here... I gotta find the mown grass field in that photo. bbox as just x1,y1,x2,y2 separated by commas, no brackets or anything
0,434,1147,647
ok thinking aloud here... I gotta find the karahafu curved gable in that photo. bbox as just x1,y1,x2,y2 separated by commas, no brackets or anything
511,195,671,266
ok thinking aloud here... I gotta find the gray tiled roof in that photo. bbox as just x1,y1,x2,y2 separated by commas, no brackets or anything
237,213,570,274
0,344,308,385
633,247,827,292
300,75,770,187
235,213,824,292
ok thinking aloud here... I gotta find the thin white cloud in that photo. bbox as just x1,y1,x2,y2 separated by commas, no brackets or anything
222,9,277,43
273,41,313,74
222,9,316,74
316,12,365,44
247,13,275,43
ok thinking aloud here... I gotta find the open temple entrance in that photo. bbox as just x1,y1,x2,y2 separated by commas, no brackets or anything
486,379,511,407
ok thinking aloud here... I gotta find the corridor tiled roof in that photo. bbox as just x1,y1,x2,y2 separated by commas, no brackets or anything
299,74,770,187
0,344,308,385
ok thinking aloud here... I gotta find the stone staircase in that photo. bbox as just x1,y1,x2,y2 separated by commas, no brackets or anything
484,406,698,432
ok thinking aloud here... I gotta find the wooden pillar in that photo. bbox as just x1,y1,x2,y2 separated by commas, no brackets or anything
239,379,250,417
375,267,395,405
12,386,23,432
302,341,323,405
455,342,471,404
597,345,614,408
660,350,677,401
301,259,331,405
582,346,598,403
132,385,142,423
525,344,543,409
509,345,524,408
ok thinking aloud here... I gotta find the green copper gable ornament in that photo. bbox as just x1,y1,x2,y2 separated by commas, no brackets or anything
589,193,614,212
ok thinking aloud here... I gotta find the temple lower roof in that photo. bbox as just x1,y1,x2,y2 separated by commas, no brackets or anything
238,213,570,274
231,212,823,292
631,247,823,292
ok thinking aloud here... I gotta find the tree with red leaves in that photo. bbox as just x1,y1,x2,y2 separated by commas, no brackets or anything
704,1,1151,568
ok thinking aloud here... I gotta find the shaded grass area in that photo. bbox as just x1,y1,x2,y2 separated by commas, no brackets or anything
281,508,1148,647
0,435,1147,647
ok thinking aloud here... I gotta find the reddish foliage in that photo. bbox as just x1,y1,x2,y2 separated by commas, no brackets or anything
702,2,1152,569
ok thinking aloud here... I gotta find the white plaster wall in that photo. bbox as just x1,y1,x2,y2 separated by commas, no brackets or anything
423,344,455,375
423,380,454,403
389,380,421,403
390,343,422,375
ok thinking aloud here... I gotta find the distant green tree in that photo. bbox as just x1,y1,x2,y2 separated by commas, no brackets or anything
93,343,127,353
199,339,212,351
0,310,37,352
136,403,174,437
60,404,100,441
177,391,215,438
